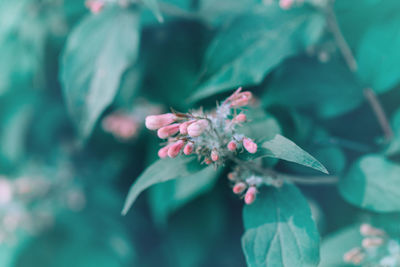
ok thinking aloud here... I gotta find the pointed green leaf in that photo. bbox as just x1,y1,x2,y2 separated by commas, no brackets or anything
61,7,140,140
190,4,325,101
260,135,329,174
242,184,320,267
122,156,207,215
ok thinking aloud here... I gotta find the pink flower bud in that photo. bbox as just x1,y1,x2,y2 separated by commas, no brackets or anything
204,158,212,165
227,172,236,181
279,0,294,10
158,145,171,158
233,113,246,123
183,143,194,155
145,113,177,130
179,120,194,135
244,186,257,204
360,224,385,236
167,140,184,158
211,150,219,161
226,87,253,107
362,237,384,248
233,183,247,194
85,0,105,14
157,123,180,139
187,119,209,137
343,248,362,263
227,140,237,151
243,137,257,154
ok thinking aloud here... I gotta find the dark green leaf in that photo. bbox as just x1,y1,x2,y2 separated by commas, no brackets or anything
242,184,320,267
61,7,140,139
262,56,364,118
339,154,400,212
122,156,208,215
190,4,325,101
148,166,220,225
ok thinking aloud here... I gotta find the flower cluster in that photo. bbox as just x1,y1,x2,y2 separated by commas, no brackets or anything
344,224,400,266
145,88,261,204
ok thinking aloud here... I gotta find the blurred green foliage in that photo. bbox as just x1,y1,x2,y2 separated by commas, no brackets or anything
0,0,400,266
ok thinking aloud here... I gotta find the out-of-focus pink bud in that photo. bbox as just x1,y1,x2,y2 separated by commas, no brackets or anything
183,143,194,155
233,113,247,123
362,237,384,248
227,172,236,181
360,224,385,236
211,150,219,161
279,0,294,10
233,183,247,194
179,120,194,135
157,123,180,139
226,87,253,107
158,145,171,158
145,113,177,130
187,119,209,137
85,0,105,14
204,158,212,165
243,137,257,154
343,248,362,263
227,140,237,151
244,186,257,204
0,178,13,204
167,140,185,158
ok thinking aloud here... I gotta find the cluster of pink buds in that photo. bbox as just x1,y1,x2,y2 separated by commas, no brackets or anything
145,88,257,163
343,224,390,265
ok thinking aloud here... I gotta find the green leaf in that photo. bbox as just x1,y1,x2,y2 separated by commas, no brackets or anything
242,184,320,267
190,4,325,101
385,108,400,156
357,16,400,93
262,56,364,118
148,166,220,225
260,135,329,174
122,156,208,215
339,154,400,212
319,225,363,267
237,108,281,141
61,7,140,140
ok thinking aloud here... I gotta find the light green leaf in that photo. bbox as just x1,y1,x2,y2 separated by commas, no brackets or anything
242,184,320,267
339,154,400,212
122,156,208,215
260,135,329,174
319,225,363,267
61,7,140,140
190,4,325,101
141,0,164,22
148,166,220,225
357,16,400,93
262,56,364,118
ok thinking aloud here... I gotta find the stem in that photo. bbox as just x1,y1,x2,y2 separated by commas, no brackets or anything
229,156,338,186
326,0,394,142
325,3,358,72
364,88,394,142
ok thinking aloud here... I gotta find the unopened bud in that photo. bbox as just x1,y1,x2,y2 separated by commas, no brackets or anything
227,140,237,151
86,0,105,14
343,248,362,263
204,158,212,165
233,113,246,123
145,113,177,130
158,145,171,158
233,183,247,194
243,137,257,154
279,0,294,10
360,224,385,236
362,237,384,248
227,172,236,181
244,186,257,204
167,140,185,158
211,150,219,161
179,120,194,135
227,88,253,107
187,119,209,137
157,123,180,139
183,143,194,155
